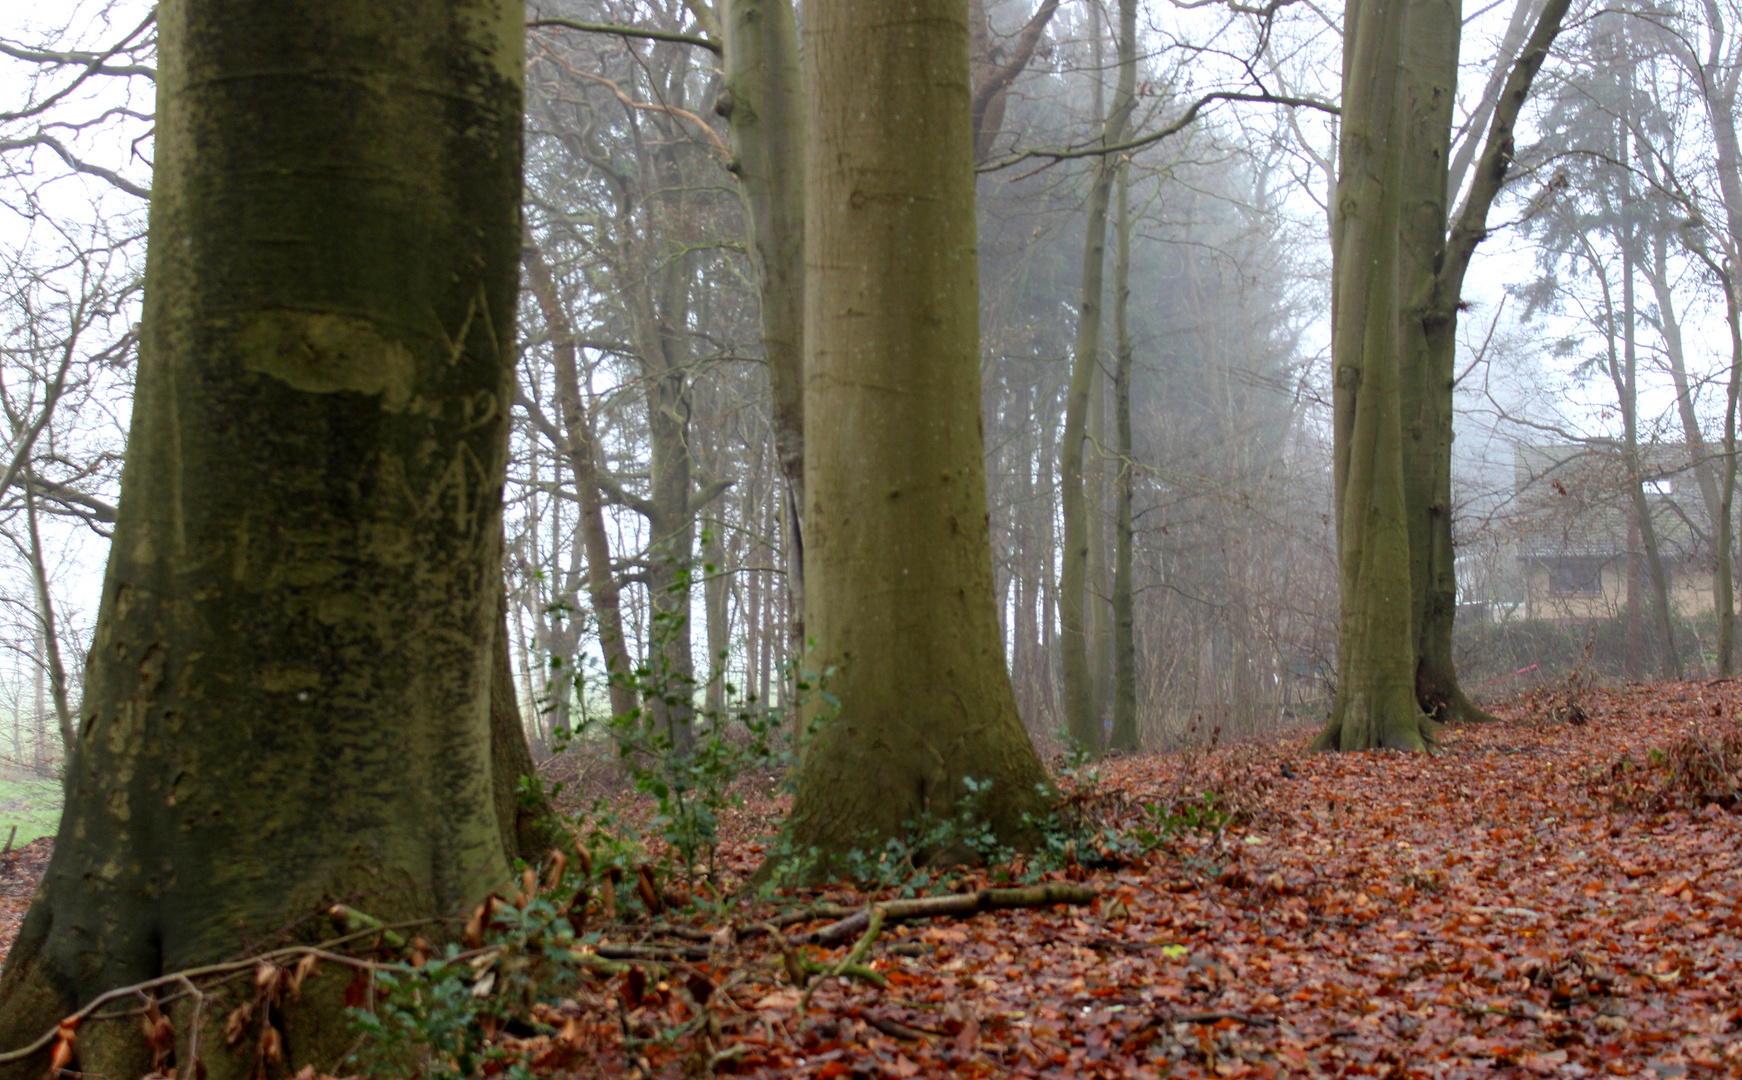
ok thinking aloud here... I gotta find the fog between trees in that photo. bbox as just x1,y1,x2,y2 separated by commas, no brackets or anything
0,0,1739,764
0,0,1739,1061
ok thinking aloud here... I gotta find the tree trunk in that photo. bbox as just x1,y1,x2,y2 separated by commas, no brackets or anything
1059,1,1138,757
719,0,807,682
0,0,525,1074
492,589,552,864
1693,0,1742,673
1087,366,1111,727
523,238,639,724
1628,511,1644,679
777,0,1051,874
1312,0,1440,752
1619,212,1681,679
1444,0,1545,199
969,0,1062,163
1108,0,1140,754
1646,235,1721,533
1359,0,1569,736
1716,279,1742,675
1400,0,1487,728
704,512,730,717
22,472,73,771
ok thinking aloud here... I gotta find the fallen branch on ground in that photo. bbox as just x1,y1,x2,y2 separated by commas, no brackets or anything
799,884,1097,947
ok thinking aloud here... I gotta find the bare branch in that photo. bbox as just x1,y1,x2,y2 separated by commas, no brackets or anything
25,476,115,523
529,17,722,55
980,91,1339,174
596,471,659,521
1435,0,1574,310
0,10,156,123
972,0,1062,160
0,39,153,79
0,132,151,199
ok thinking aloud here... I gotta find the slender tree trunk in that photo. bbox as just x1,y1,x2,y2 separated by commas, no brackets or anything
1108,0,1140,754
1645,232,1727,642
1059,2,1138,756
969,0,1062,162
640,280,701,754
22,472,73,772
776,0,1051,874
492,588,551,864
704,512,730,717
0,1,525,1073
1646,236,1721,531
1087,369,1111,726
523,239,638,722
1628,511,1645,678
719,0,807,680
1041,399,1061,726
1444,0,1546,199
1716,276,1742,675
1620,219,1681,678
1698,0,1742,259
1694,0,1742,673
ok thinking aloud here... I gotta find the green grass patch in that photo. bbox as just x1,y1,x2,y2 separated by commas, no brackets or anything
0,776,61,847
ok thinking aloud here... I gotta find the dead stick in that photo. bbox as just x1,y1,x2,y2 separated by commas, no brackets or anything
595,942,711,962
735,903,857,938
800,884,1096,947
1153,1010,1276,1027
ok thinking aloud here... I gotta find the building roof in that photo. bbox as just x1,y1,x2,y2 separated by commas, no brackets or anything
1511,443,1719,563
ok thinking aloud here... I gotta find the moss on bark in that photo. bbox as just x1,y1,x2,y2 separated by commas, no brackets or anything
0,1,526,1074
774,0,1051,876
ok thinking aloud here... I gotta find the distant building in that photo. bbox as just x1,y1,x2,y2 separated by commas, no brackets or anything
1512,443,1732,621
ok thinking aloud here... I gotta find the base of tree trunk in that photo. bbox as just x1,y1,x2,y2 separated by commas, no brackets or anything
0,953,62,1080
1423,682,1501,725
1311,684,1441,752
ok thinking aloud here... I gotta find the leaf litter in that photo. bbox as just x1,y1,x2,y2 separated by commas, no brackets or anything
4,682,1741,1078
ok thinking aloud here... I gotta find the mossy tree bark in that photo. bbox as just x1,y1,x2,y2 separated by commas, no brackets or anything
1318,0,1569,748
0,0,525,1074
777,0,1051,874
1314,0,1436,753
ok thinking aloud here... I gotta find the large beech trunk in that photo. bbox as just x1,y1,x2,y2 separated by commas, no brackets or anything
777,0,1050,873
1316,0,1452,752
1318,0,1569,749
0,1,525,1074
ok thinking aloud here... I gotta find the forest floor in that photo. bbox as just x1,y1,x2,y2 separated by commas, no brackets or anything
1,681,1739,1077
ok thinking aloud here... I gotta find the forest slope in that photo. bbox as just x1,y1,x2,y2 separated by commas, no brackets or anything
2,684,1738,1077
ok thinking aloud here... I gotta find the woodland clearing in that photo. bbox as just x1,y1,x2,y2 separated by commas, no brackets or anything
2,682,1738,1078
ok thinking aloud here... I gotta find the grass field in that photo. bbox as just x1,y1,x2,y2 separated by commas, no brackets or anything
0,776,60,848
